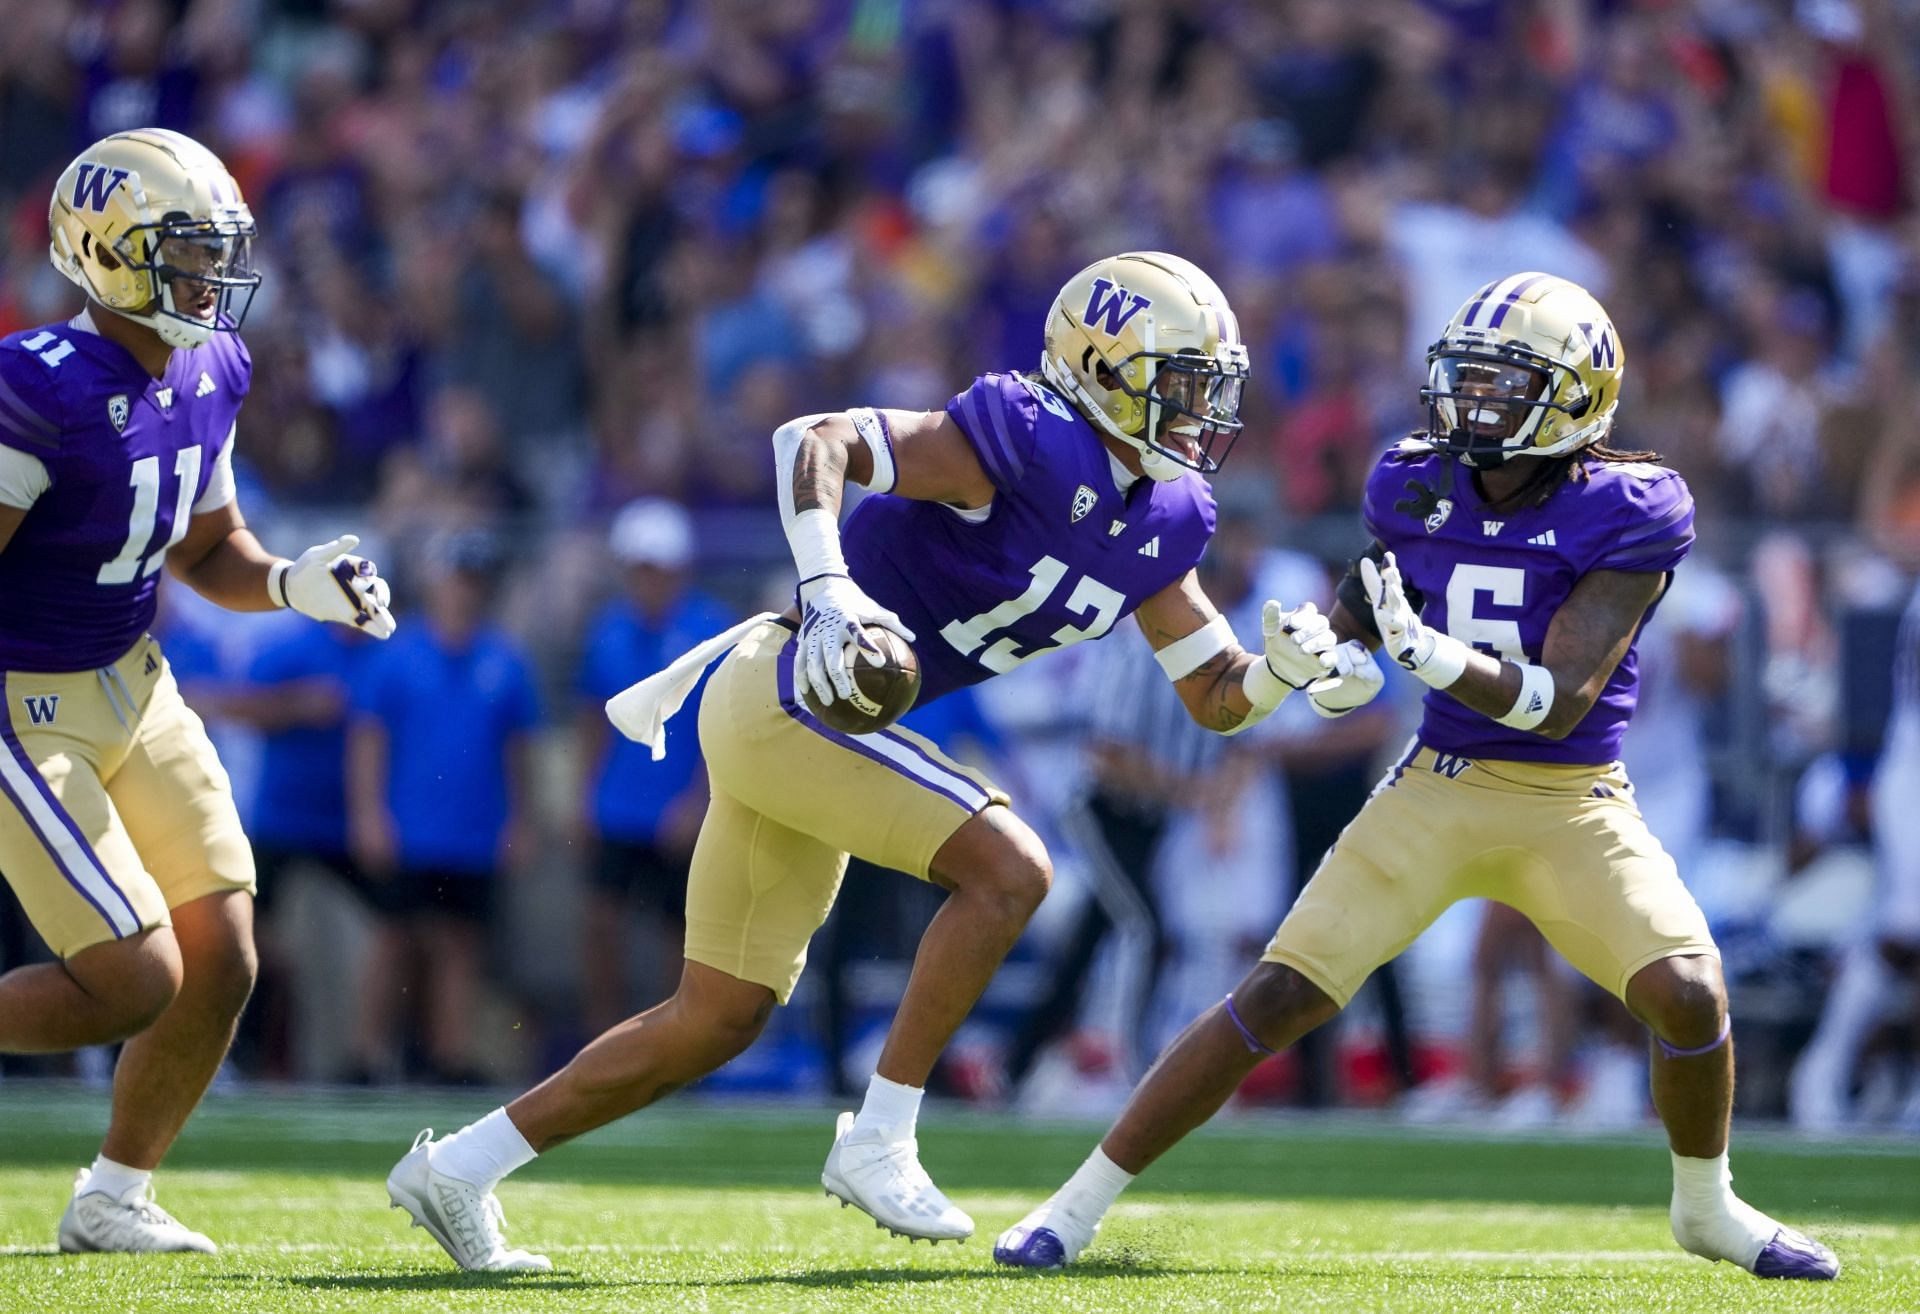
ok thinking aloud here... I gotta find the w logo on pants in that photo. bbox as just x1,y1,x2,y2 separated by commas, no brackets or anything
1431,753,1472,779
21,695,59,726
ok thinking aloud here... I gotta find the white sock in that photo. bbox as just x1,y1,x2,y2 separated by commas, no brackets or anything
1055,1148,1135,1220
1670,1149,1734,1211
82,1155,150,1200
428,1108,538,1190
850,1074,923,1141
1670,1151,1774,1267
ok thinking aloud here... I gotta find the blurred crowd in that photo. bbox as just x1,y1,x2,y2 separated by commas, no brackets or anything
1,0,1918,1131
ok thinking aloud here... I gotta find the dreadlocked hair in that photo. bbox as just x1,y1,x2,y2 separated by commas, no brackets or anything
1488,442,1664,512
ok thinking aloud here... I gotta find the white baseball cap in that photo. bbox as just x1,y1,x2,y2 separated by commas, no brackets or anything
609,498,694,569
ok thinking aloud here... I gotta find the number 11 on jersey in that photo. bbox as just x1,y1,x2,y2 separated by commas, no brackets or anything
97,447,202,585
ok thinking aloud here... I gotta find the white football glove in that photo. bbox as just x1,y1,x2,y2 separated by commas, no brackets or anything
1306,639,1386,718
272,534,397,639
1360,551,1465,688
797,574,915,707
1260,599,1338,690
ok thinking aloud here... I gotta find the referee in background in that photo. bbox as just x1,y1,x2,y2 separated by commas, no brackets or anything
1000,627,1225,1090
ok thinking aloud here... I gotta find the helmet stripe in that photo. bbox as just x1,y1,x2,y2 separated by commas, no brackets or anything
1460,280,1500,327
1486,273,1553,329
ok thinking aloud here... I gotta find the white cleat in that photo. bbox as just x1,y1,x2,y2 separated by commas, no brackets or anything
821,1111,973,1242
993,1193,1100,1269
57,1169,217,1254
386,1129,552,1272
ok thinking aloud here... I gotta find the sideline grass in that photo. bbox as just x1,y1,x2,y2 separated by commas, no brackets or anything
0,1086,1914,1312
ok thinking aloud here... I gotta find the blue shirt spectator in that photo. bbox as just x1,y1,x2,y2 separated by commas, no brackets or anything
244,622,369,860
352,609,541,877
578,498,735,846
579,590,735,843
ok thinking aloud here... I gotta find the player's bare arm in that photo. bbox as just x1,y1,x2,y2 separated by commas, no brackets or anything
783,408,994,519
1133,570,1351,735
1360,544,1663,740
164,498,397,636
165,499,285,611
0,503,24,556
776,408,990,709
1134,571,1258,732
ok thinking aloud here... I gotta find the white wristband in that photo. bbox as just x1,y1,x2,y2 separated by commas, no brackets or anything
1243,656,1296,710
1410,629,1472,690
788,507,848,590
267,560,291,609
1155,615,1234,681
1495,662,1556,731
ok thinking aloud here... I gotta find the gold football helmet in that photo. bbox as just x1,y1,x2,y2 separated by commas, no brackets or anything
1040,251,1249,481
49,128,260,350
1422,272,1624,468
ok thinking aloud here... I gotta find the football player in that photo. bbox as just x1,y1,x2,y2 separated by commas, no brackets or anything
389,251,1374,1270
0,130,395,1253
995,273,1839,1280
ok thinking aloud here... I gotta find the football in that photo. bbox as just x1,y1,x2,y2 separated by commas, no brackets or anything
802,627,920,735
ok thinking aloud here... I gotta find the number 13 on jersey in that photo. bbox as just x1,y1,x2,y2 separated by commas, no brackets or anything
939,555,1125,673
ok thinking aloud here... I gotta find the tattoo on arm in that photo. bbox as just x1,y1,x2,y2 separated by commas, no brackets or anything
1180,650,1249,732
792,428,849,517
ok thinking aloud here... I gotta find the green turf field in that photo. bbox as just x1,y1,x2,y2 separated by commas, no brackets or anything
0,1085,1914,1313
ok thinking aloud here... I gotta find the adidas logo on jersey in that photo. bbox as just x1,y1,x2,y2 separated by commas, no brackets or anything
1527,530,1557,546
196,372,216,398
1138,537,1160,558
1482,520,1504,536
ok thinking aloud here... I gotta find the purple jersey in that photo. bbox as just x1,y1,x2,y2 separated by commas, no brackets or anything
0,320,249,672
844,372,1215,704
1364,440,1694,765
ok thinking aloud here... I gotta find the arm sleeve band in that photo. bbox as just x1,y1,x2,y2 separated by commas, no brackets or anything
1154,614,1234,681
0,443,49,509
771,413,851,588
848,408,896,493
1495,662,1556,731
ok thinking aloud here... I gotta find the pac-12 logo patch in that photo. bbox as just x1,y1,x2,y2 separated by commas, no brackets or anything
107,395,129,433
1070,484,1098,523
1424,497,1454,534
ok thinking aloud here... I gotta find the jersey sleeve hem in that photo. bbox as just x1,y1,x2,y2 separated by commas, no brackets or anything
0,443,50,508
192,424,238,514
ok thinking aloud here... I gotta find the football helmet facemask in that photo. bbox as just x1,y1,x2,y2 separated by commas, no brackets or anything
1040,251,1250,481
1421,272,1624,468
49,128,260,350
